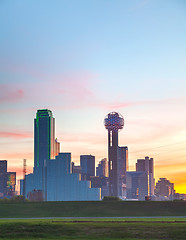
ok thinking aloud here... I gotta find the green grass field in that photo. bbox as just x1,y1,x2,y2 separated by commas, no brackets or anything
0,201,186,218
1,201,186,239
0,218,186,239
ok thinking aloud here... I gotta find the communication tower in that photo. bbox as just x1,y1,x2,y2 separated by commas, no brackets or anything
104,112,124,197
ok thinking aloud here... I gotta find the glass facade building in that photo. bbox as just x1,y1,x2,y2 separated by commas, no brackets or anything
7,172,16,192
0,160,16,198
25,153,101,201
118,146,128,197
80,155,95,180
136,156,155,196
126,171,148,200
96,158,108,177
21,109,101,201
34,109,56,168
0,160,7,197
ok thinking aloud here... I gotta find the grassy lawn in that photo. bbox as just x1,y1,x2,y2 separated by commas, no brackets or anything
0,201,186,218
0,218,186,239
1,201,186,239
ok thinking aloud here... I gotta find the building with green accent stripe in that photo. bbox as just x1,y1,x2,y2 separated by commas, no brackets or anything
34,109,59,168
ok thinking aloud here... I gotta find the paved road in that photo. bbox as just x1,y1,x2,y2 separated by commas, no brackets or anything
1,216,186,220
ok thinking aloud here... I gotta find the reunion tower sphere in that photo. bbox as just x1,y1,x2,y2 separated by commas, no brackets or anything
104,112,124,131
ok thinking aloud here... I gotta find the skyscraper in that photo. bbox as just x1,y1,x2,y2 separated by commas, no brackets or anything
96,158,108,177
22,109,101,201
34,109,57,168
126,171,148,200
136,156,155,196
0,160,16,198
118,146,128,196
0,160,7,197
104,112,124,197
80,155,95,180
7,172,16,196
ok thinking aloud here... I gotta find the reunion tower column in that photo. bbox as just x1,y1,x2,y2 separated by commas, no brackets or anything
104,112,124,197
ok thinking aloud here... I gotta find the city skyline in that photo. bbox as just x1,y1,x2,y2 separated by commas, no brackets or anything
0,0,186,193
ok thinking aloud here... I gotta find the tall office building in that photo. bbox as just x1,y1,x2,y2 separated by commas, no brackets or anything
7,172,16,196
126,171,148,200
22,109,101,201
104,112,124,197
118,146,128,196
0,160,7,197
34,109,56,168
0,160,16,198
80,155,95,180
96,158,108,177
136,156,155,196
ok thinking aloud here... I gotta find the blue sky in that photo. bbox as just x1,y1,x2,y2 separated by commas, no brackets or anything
0,0,186,192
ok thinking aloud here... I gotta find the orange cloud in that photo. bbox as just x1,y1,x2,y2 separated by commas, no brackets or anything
54,72,96,102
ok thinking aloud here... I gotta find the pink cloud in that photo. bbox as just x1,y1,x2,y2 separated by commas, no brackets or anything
0,131,32,139
54,72,96,101
0,84,24,103
2,60,186,111
0,60,96,103
1,63,97,108
100,96,186,110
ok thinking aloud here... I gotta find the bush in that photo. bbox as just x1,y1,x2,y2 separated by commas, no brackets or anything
0,195,29,203
102,196,122,201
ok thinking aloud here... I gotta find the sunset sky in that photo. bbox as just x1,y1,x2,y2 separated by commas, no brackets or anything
0,0,186,193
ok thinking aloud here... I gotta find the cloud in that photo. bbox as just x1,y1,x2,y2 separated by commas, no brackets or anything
0,131,32,139
53,72,96,101
101,96,186,110
2,60,186,112
0,84,24,103
1,60,98,108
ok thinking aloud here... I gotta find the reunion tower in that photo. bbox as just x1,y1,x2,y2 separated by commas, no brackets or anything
104,112,124,197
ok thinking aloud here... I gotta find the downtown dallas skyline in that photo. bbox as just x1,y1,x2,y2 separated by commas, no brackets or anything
1,107,186,194
0,0,186,193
